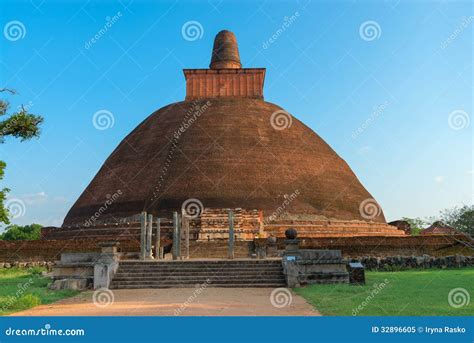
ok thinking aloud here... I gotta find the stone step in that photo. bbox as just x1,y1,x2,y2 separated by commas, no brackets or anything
120,260,281,266
116,265,282,269
111,259,286,289
115,271,283,278
114,273,284,280
110,283,286,289
110,279,285,286
116,266,283,272
111,279,286,286
115,268,283,273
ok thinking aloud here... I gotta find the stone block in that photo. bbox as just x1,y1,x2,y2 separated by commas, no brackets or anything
50,278,89,290
60,252,100,263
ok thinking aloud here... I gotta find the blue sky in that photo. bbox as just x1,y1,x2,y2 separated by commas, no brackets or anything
0,0,472,229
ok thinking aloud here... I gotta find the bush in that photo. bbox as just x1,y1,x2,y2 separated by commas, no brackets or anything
27,266,45,275
0,294,41,313
16,294,41,309
0,295,17,313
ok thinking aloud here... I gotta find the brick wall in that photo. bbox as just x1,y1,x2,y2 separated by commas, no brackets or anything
258,234,474,258
0,239,140,263
184,69,265,100
1,234,471,262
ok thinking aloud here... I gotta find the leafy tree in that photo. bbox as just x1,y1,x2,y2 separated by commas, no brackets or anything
0,88,43,225
439,205,474,236
0,224,42,240
401,217,426,236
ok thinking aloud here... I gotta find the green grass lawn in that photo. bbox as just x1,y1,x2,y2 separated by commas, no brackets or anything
294,268,474,316
0,267,79,315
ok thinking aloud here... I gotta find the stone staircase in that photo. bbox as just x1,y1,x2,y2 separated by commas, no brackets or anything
109,259,286,289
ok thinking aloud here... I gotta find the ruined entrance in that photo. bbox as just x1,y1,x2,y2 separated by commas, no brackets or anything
138,210,248,260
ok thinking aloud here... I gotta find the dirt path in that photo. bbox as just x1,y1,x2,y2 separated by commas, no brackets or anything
10,288,319,316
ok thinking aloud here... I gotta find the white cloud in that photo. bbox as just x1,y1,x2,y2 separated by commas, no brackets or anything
21,192,48,205
434,176,444,183
357,146,372,155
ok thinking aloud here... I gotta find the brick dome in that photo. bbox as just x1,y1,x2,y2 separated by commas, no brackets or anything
64,97,386,225
62,30,389,230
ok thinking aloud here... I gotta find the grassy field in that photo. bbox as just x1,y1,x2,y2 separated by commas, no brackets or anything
294,268,474,316
0,267,79,315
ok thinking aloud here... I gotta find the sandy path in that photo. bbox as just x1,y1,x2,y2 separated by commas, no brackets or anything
10,288,319,316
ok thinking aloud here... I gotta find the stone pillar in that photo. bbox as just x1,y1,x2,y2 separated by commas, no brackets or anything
184,216,190,259
258,210,264,236
94,241,120,289
228,210,235,259
282,228,300,288
172,212,179,260
155,218,161,259
177,214,182,258
283,227,300,255
146,214,153,259
140,211,147,260
266,236,278,257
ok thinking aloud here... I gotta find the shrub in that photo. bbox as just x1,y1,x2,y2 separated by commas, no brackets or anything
0,294,41,313
16,294,41,309
27,266,44,275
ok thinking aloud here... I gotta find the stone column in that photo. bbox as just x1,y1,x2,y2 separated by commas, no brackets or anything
172,212,179,260
140,211,147,260
155,218,161,259
184,216,190,259
258,210,264,236
177,214,182,258
94,241,120,289
282,228,300,288
228,210,235,259
146,214,153,259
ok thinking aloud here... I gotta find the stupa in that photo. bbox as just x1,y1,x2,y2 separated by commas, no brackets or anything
59,30,403,240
